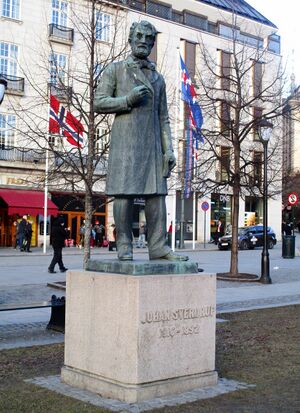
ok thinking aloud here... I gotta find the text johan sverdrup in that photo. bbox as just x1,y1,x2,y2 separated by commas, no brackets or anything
141,307,215,338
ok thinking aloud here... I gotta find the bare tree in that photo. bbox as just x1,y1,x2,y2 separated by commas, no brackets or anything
190,22,286,277
8,1,129,267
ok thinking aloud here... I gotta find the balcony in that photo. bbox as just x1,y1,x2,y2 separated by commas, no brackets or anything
49,83,72,102
0,146,45,163
48,23,74,45
0,74,24,95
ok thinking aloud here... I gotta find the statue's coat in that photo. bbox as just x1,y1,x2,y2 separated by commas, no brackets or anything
94,56,173,196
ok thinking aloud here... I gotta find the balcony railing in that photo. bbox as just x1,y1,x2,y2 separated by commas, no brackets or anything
0,146,45,163
49,23,74,43
49,83,72,102
0,74,24,94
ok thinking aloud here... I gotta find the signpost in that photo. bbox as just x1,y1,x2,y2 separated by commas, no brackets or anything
288,192,299,236
288,192,299,206
201,202,210,248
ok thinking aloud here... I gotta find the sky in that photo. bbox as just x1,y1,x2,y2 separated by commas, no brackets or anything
247,0,300,92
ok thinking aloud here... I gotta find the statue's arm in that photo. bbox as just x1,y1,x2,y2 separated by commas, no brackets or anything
159,79,176,175
94,64,130,114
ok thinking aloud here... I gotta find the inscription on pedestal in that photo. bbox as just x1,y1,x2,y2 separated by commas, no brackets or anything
141,306,215,339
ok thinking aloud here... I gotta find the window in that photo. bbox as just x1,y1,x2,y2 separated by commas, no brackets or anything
252,107,262,141
252,151,262,187
220,146,230,182
95,12,111,43
268,34,280,54
220,101,231,135
52,0,68,26
148,34,157,63
0,42,18,77
220,51,231,91
184,12,207,31
2,0,20,19
95,127,109,156
0,114,16,148
253,61,262,98
94,63,103,81
49,52,67,85
185,41,196,81
146,1,171,20
171,10,183,24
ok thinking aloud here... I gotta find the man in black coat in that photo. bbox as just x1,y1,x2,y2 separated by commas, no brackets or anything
48,217,68,274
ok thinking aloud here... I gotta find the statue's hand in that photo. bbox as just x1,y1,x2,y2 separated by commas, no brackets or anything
165,150,176,171
127,86,150,107
163,150,176,177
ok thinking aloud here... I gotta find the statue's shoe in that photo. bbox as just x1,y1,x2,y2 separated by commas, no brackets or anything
119,253,133,261
158,251,189,261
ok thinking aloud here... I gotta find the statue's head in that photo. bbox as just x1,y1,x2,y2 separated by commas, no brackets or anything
128,21,157,59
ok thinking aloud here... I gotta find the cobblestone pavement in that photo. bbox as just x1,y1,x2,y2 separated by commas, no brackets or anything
0,321,63,349
26,375,255,412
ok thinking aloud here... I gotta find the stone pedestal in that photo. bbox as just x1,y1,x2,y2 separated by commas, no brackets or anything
61,266,217,403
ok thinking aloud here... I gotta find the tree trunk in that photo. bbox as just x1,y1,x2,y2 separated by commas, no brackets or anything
229,124,240,276
83,190,93,269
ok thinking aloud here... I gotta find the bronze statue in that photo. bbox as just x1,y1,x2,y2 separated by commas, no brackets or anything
94,21,188,262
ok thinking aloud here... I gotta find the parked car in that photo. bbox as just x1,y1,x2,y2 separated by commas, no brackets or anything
218,225,277,250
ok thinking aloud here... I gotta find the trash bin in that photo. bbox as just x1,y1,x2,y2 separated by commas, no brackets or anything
282,235,296,258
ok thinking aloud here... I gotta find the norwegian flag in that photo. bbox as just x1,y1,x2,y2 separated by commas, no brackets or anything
49,95,84,148
180,55,204,146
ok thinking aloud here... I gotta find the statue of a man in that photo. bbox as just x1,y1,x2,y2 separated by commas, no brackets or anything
94,21,188,262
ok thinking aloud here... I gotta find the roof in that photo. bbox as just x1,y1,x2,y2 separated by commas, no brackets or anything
0,189,58,216
196,0,277,29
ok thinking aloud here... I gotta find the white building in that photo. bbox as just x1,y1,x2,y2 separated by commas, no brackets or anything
0,0,282,247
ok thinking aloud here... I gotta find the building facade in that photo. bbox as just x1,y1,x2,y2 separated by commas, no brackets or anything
0,0,282,247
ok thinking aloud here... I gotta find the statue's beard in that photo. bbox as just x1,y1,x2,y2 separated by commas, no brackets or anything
131,45,151,59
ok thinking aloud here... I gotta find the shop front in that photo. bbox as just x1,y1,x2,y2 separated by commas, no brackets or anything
210,193,232,240
50,192,107,246
244,196,263,226
0,188,58,247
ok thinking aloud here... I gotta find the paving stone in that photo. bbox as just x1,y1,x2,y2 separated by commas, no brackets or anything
26,375,255,412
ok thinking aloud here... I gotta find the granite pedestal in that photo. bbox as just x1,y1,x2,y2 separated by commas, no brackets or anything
61,260,217,403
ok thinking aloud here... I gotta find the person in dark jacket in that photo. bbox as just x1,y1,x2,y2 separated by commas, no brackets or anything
48,217,68,274
17,215,27,251
24,221,33,252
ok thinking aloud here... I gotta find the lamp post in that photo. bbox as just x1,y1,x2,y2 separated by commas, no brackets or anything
0,77,8,105
258,118,273,284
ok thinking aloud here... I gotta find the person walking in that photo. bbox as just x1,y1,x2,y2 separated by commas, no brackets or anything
17,215,27,251
78,221,85,249
12,220,18,249
24,220,33,252
48,217,68,274
214,218,225,245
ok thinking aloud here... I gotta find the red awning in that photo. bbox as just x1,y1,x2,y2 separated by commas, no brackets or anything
0,189,58,216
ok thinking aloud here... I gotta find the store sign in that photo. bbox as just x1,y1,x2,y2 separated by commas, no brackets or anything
6,177,27,186
220,194,230,202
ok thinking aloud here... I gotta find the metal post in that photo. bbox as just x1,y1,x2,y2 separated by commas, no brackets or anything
204,210,206,249
260,140,272,284
179,193,185,248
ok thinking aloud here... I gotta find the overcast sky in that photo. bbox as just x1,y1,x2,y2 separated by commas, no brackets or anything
247,0,300,92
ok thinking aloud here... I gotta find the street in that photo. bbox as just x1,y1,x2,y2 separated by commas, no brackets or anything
0,236,300,335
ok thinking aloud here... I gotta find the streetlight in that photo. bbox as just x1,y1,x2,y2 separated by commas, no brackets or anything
0,77,8,105
258,118,273,284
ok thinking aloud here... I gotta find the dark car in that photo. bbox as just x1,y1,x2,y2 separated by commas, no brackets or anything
218,225,277,251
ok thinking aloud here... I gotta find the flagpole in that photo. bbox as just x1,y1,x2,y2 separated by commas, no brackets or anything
43,103,50,254
171,46,181,251
192,190,196,250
